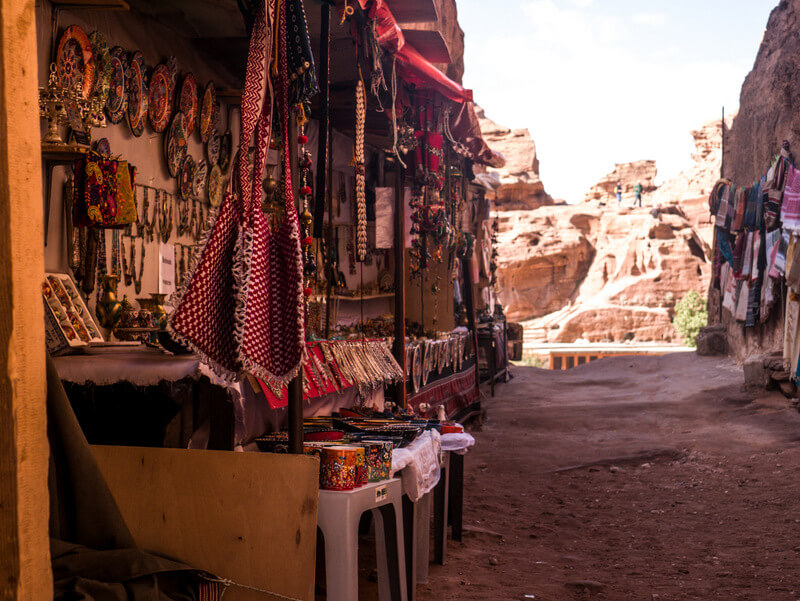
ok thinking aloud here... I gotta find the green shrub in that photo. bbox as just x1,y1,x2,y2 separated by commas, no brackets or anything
673,290,708,347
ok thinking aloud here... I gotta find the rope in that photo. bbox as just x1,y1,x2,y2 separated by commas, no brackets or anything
203,576,306,601
390,56,406,169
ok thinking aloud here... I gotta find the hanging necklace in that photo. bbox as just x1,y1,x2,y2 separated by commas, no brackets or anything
121,235,134,286
141,187,155,243
110,229,122,276
96,231,108,306
133,236,145,294
354,72,367,261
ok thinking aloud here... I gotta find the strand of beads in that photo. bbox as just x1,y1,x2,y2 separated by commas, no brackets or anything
297,125,315,301
355,75,367,261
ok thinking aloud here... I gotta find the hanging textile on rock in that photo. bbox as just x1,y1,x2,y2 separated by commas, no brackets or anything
781,164,800,232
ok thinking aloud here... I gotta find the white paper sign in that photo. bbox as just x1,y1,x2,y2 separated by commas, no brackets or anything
375,187,394,249
159,243,176,296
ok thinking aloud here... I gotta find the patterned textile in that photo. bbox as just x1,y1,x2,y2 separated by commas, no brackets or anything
170,1,305,385
285,0,319,105
780,164,800,232
73,152,138,228
732,233,746,278
237,0,305,386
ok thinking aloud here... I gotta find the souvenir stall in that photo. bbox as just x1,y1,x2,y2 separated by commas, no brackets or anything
707,141,794,371
36,0,493,599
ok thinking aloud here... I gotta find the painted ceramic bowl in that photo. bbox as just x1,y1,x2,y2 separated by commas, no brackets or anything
105,46,127,124
57,25,95,100
165,112,188,177
148,63,173,133
126,50,148,137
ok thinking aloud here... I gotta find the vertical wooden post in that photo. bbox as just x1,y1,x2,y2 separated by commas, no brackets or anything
312,1,329,239
0,0,53,599
392,161,407,408
288,110,303,454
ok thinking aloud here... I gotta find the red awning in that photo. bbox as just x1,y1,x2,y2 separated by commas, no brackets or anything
364,0,472,103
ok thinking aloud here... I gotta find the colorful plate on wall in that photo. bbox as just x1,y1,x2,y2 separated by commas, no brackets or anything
88,31,111,104
105,46,127,124
165,112,188,177
207,164,224,207
148,63,173,133
179,73,198,136
57,25,95,100
193,159,208,198
126,51,148,137
94,138,111,156
200,81,217,143
179,155,195,201
218,130,232,171
207,132,221,165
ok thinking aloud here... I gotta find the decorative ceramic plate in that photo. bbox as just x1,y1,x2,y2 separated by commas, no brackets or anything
200,81,217,143
207,132,221,165
57,25,95,100
105,46,127,124
207,164,224,208
179,73,198,136
218,130,232,171
89,31,111,103
165,112,188,177
179,155,195,201
422,341,431,386
94,138,111,156
412,345,422,393
126,51,148,137
148,63,173,133
193,159,208,198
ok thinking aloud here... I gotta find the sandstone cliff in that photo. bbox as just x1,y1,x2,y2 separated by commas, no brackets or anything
491,115,722,342
496,204,711,342
477,107,553,210
584,160,658,204
710,0,799,361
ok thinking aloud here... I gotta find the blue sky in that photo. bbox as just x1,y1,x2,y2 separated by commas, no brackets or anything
458,0,778,201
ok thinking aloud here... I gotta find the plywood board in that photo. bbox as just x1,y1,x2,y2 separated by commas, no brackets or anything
93,446,319,601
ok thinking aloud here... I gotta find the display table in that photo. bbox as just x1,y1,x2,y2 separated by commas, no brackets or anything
318,478,407,601
53,350,236,449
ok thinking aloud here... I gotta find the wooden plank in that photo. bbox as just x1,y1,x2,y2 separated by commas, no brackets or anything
93,446,320,601
0,0,52,599
50,0,130,9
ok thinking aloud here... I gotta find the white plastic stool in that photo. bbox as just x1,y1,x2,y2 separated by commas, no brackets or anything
318,478,408,601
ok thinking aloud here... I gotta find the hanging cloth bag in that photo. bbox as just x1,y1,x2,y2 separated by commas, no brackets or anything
169,1,276,381
235,0,306,387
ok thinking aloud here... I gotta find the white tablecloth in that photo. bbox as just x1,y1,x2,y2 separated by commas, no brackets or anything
440,432,475,455
391,429,441,502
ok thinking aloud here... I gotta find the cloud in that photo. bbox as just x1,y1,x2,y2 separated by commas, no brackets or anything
632,12,667,26
463,1,746,202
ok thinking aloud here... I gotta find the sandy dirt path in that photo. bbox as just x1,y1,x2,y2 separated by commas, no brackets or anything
420,352,800,601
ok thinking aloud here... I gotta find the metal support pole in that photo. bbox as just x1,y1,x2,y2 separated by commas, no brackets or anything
313,1,330,239
392,160,407,408
288,109,303,454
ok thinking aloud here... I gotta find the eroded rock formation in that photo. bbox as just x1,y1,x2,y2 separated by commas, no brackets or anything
584,160,658,204
489,113,720,342
477,107,553,210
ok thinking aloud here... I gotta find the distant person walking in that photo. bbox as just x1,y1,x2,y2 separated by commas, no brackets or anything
615,180,622,205
634,181,643,207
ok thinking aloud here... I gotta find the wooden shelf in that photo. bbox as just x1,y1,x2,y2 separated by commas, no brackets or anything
331,293,395,301
51,0,130,10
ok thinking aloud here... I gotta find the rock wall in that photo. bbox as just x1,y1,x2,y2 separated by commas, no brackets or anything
477,108,553,210
711,0,798,361
584,160,658,204
496,204,711,342
491,115,721,342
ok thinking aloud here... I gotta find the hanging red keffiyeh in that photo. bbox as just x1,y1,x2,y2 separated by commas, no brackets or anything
169,0,305,386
